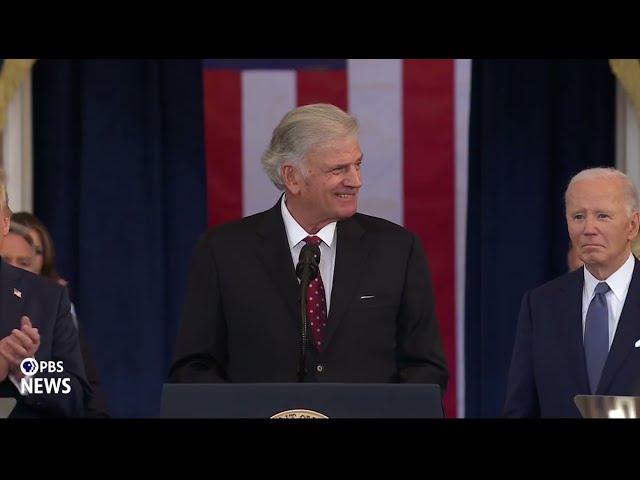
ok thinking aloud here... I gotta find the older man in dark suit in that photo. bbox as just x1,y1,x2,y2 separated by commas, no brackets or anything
505,167,640,418
0,168,91,417
169,103,449,391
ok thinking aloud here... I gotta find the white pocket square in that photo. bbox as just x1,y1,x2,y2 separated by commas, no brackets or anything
635,339,640,348
360,295,375,299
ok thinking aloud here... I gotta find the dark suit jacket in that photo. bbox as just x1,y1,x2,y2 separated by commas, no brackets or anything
77,324,110,417
504,260,640,418
0,260,91,417
169,200,449,391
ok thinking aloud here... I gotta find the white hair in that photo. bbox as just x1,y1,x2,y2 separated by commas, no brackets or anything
565,167,639,216
260,103,360,190
0,167,11,217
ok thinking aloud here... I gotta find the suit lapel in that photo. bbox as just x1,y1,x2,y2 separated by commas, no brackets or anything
255,201,300,326
558,269,590,393
0,261,24,335
598,258,640,393
323,216,369,349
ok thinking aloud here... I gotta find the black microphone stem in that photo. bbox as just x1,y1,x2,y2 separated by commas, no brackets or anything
296,243,320,383
298,267,310,382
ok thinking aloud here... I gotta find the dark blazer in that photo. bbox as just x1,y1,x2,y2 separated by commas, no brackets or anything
77,324,110,417
170,199,449,391
0,260,91,417
504,259,640,418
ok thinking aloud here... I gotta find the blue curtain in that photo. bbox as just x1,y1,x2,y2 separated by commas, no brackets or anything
31,60,207,417
465,59,616,417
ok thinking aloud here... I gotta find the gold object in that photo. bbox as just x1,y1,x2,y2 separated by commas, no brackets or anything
270,409,328,419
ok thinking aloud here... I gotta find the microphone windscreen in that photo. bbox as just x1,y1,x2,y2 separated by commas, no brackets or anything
299,243,321,264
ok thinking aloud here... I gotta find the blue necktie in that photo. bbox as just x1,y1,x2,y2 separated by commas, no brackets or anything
584,282,610,393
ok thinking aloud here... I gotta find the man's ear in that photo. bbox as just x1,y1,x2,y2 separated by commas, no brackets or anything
281,164,302,195
1,215,9,237
630,211,640,240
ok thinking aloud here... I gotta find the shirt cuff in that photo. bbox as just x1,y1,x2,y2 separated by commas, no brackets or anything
9,373,30,396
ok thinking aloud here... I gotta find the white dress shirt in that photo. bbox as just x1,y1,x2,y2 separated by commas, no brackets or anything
582,252,635,349
280,195,337,314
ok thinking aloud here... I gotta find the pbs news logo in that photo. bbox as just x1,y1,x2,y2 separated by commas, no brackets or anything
19,358,71,395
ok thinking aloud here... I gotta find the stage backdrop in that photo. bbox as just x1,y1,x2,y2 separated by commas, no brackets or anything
32,60,207,418
202,59,471,418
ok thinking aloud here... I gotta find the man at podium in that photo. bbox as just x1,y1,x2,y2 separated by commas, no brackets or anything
169,104,449,392
505,167,640,418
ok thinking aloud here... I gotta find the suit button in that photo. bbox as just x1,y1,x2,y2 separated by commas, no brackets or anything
316,365,324,373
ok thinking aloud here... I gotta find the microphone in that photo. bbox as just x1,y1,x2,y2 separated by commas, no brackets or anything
296,243,320,282
296,242,321,382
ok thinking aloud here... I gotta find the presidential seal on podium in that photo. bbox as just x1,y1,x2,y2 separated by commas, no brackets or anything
270,409,329,418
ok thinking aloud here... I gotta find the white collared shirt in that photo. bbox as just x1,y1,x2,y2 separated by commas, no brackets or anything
281,195,337,314
582,252,635,349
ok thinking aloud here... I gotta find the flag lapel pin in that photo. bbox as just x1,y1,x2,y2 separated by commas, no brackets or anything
13,288,22,298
